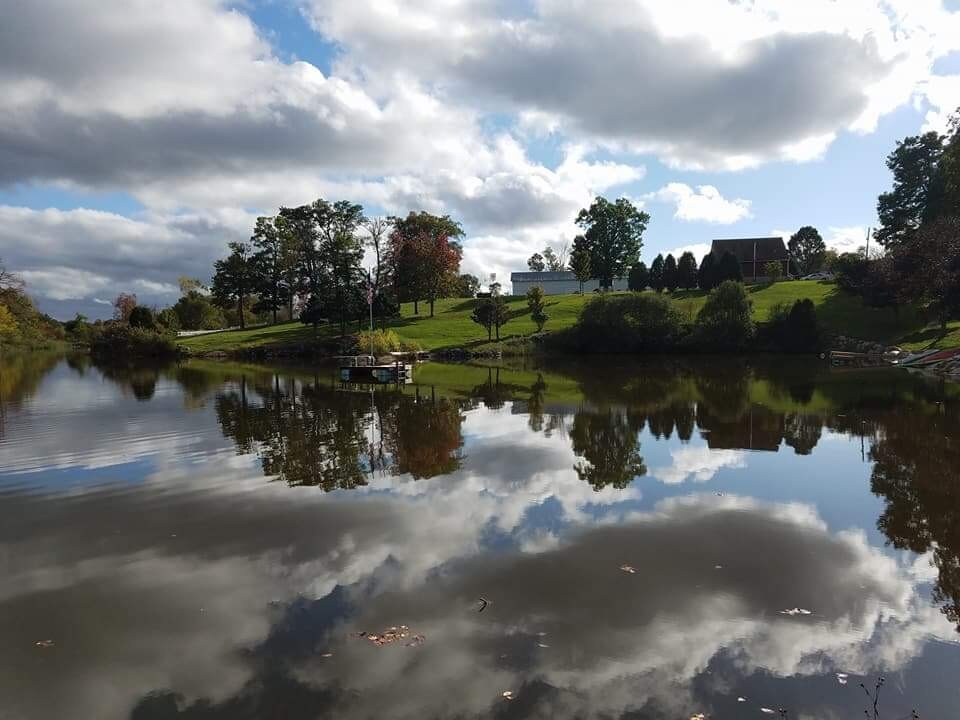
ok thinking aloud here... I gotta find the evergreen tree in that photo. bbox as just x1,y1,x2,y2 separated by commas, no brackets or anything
628,262,649,291
211,241,256,330
649,254,665,292
678,251,699,289
663,253,679,292
698,253,718,290
718,251,744,283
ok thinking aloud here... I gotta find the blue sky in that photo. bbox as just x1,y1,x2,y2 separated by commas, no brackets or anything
1,0,959,319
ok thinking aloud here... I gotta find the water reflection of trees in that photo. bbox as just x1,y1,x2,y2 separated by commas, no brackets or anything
570,409,647,490
868,398,960,631
212,373,465,490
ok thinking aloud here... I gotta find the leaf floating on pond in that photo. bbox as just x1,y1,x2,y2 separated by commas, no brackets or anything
619,564,637,574
34,640,55,648
356,625,424,647
778,607,812,616
690,713,706,720
537,642,549,648
761,708,777,715
502,691,514,701
737,697,747,702
477,597,489,613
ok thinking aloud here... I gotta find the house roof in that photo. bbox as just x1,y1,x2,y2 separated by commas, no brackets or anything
510,271,577,281
710,237,788,263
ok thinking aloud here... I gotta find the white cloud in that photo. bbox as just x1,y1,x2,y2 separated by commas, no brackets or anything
649,183,753,224
664,242,712,262
649,446,747,484
826,225,872,253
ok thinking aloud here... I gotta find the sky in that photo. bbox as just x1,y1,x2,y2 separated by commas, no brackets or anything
2,0,960,319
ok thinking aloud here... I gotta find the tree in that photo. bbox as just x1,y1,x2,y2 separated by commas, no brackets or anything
363,216,391,326
388,211,463,316
0,259,24,291
156,307,180,332
570,409,646,490
277,204,321,300
491,295,510,340
892,216,960,330
678,251,698,289
876,131,946,249
250,215,292,324
663,253,678,292
313,199,366,334
763,261,784,283
173,291,224,330
788,226,827,275
211,241,255,330
526,286,548,332
178,276,205,296
717,251,744,283
542,245,566,271
112,293,138,322
454,273,480,298
649,254,665,292
569,236,592,293
694,280,755,349
128,306,155,330
698,252,719,290
628,262,649,291
471,298,495,340
575,197,649,287
299,295,324,330
0,304,18,346
527,252,546,272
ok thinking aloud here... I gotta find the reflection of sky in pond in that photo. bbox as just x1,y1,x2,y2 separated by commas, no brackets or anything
1,356,958,719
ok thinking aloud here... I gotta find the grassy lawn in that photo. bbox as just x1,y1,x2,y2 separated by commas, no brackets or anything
178,281,960,354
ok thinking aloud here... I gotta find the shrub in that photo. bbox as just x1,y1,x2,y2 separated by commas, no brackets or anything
128,305,155,329
763,261,784,283
90,323,177,357
691,280,755,350
156,307,180,332
355,328,401,356
762,299,821,352
571,293,686,352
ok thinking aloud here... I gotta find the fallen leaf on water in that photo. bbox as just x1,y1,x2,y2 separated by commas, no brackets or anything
502,691,513,700
836,673,848,679
761,709,776,715
737,697,747,702
34,640,55,648
778,607,812,616
619,564,636,574
837,677,848,685
357,625,424,647
690,714,706,720
477,597,489,613
320,653,333,658
714,564,723,569
537,643,549,648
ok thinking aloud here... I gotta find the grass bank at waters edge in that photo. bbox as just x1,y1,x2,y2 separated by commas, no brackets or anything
177,281,960,356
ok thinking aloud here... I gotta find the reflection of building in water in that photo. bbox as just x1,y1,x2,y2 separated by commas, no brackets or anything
697,405,786,452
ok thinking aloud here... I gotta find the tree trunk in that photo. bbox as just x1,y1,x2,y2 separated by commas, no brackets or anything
414,299,419,315
495,323,500,340
430,298,435,317
238,295,245,330
487,327,492,341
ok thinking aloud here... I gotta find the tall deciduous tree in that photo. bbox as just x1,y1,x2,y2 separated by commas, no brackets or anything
663,253,679,292
388,212,464,316
454,274,480,298
876,131,947,249
314,199,366,333
569,236,592,293
575,197,649,287
277,204,320,300
678,251,699,289
527,253,545,272
250,215,292,324
892,216,960,330
788,226,827,275
471,298,495,340
542,245,566,271
212,242,255,329
113,293,138,322
649,254,665,292
526,286,548,331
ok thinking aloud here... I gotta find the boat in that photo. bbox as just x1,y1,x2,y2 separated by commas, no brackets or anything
339,355,413,384
901,347,960,367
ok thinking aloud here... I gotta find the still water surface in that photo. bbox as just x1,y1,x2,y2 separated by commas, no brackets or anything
1,353,959,719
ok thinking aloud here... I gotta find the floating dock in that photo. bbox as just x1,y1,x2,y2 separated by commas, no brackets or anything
338,355,413,384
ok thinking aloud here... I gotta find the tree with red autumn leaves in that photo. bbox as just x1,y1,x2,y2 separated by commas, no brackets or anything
387,212,464,317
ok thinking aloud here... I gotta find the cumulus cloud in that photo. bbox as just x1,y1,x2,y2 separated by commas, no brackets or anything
306,0,960,169
825,225,872,253
649,183,752,223
649,446,747,484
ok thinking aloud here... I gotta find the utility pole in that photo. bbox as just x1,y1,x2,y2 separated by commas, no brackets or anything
865,227,872,260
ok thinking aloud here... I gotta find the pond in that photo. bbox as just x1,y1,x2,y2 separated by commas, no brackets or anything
1,353,959,719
